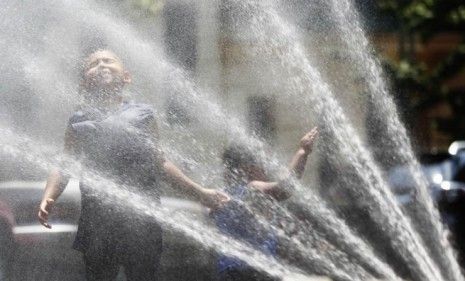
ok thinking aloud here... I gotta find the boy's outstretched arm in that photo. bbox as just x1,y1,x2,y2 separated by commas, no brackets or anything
249,127,318,201
161,160,229,209
38,127,76,228
148,121,229,209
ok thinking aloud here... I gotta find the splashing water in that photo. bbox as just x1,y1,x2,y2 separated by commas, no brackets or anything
0,126,304,279
0,125,376,281
223,0,446,280
0,0,462,280
326,1,464,280
1,1,403,279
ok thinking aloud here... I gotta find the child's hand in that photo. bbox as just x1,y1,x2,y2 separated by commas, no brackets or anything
38,198,54,229
200,189,230,210
299,127,318,154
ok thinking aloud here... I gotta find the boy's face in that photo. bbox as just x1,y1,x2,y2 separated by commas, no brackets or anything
82,50,131,94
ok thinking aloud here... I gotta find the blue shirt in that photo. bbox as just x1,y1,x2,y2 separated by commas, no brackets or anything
212,185,278,272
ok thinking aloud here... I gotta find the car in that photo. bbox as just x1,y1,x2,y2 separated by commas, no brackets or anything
387,141,465,265
0,180,216,281
0,180,82,280
388,141,465,207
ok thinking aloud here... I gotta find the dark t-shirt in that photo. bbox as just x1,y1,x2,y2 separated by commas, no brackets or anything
68,101,164,256
212,185,278,273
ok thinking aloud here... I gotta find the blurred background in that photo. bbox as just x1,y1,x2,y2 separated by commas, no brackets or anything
2,0,465,174
0,0,464,280
365,0,465,155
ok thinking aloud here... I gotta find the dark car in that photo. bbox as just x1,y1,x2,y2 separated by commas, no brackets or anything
388,141,465,264
388,141,465,206
0,180,216,281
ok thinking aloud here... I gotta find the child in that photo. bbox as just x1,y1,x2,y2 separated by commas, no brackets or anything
213,127,318,281
37,49,229,281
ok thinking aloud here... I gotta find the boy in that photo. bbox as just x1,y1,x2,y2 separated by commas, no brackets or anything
213,127,318,281
37,49,229,281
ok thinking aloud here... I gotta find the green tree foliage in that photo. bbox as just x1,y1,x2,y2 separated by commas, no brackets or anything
378,0,465,139
132,0,164,15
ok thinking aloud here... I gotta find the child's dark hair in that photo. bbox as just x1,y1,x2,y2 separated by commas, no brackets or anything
223,143,261,185
222,143,257,169
222,143,270,185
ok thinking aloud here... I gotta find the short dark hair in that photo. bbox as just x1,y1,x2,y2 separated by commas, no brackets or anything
222,143,258,171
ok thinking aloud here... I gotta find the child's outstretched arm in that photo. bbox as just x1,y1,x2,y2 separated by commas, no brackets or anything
161,161,230,209
38,127,76,228
148,121,229,209
288,126,318,179
249,127,318,201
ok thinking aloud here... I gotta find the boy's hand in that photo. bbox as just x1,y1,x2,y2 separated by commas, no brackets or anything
299,127,318,154
200,189,230,210
38,198,55,229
